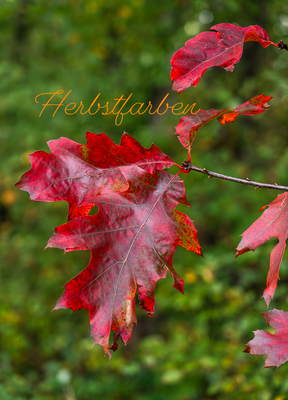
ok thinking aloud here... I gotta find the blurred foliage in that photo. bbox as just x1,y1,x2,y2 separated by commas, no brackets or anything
1,0,288,399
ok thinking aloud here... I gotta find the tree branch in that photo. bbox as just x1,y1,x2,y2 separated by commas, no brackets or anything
181,161,288,191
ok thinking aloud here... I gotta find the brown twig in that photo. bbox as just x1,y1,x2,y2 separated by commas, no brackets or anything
181,161,288,191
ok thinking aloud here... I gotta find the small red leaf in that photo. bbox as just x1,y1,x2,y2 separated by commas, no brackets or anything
171,23,271,92
175,94,272,151
15,131,174,220
236,192,288,306
244,309,288,367
48,166,202,357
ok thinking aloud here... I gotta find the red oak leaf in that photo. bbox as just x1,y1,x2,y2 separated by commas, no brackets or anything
244,309,288,367
171,23,271,92
47,166,202,357
236,192,288,307
175,94,271,152
15,131,174,220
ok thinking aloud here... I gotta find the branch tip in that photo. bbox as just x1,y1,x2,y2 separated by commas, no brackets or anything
187,164,288,191
277,40,288,50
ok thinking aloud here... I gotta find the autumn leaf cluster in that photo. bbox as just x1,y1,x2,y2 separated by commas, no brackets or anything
16,23,288,367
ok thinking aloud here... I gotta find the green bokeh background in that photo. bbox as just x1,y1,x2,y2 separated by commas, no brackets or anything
1,0,288,399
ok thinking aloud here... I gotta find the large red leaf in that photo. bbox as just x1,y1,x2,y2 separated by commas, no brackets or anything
47,166,202,357
15,131,174,220
175,94,271,152
171,23,271,92
236,192,288,307
244,309,288,367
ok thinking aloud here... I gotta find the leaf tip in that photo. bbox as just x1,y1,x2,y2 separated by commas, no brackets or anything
243,343,251,354
109,331,120,354
173,279,184,295
262,291,272,308
53,297,67,311
235,247,245,258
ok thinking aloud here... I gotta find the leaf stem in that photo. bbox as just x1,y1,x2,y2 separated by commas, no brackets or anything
182,162,288,191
